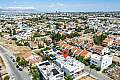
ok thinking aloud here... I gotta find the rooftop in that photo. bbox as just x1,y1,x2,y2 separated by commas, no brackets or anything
56,55,85,73
36,61,64,80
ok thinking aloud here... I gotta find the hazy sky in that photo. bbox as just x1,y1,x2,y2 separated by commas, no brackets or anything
0,0,120,12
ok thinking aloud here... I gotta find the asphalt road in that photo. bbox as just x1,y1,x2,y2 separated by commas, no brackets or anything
0,45,32,80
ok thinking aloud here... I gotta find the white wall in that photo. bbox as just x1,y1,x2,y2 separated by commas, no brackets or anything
100,55,112,70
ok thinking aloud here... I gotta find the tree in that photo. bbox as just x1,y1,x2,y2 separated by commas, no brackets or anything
65,75,73,80
68,49,73,56
13,28,16,35
90,64,96,69
93,34,107,45
46,24,51,28
42,56,50,61
51,32,66,42
96,67,101,71
12,37,17,41
0,32,3,37
68,32,80,38
18,58,28,67
33,32,42,37
16,56,20,62
15,41,23,46
4,75,10,80
79,16,88,20
77,56,84,62
24,42,29,46
9,29,12,36
30,65,40,80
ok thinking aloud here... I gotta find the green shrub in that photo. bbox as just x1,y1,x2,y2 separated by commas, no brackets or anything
90,64,96,69
102,69,107,73
96,67,101,71
24,42,29,46
16,42,23,46
4,75,10,80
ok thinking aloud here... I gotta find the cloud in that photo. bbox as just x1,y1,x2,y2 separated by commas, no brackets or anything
6,7,35,9
48,2,64,8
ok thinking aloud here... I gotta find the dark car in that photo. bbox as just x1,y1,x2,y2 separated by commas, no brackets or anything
18,68,22,71
12,59,15,62
16,65,19,68
10,56,13,59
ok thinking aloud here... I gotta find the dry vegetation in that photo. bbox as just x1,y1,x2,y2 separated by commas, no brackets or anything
0,56,8,79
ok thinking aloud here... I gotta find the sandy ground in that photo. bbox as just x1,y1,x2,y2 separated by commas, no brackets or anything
80,76,96,80
4,43,31,56
0,38,42,64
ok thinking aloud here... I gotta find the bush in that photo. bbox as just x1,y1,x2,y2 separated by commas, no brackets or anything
65,75,73,80
16,56,21,62
30,66,40,80
42,56,50,61
24,42,29,46
12,37,17,41
102,69,107,73
4,75,10,80
93,34,107,45
108,64,115,68
83,61,89,66
0,32,2,37
96,67,101,71
90,64,96,69
16,42,23,46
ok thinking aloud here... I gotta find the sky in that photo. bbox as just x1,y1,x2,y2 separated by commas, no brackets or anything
0,0,120,12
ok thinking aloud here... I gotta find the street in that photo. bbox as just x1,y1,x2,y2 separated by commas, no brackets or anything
0,45,32,80
85,66,112,80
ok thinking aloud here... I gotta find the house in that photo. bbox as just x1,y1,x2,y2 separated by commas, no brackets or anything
91,45,110,55
36,61,64,80
112,41,120,49
29,42,38,49
74,41,83,47
90,54,113,70
79,50,92,59
74,48,82,55
55,55,87,80
71,47,78,53
102,38,113,47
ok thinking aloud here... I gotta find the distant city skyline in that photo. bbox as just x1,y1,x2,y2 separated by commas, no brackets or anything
0,0,120,12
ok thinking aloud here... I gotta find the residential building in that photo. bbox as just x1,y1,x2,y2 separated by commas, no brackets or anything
102,38,113,47
79,50,92,59
90,54,113,70
55,55,88,80
36,61,64,80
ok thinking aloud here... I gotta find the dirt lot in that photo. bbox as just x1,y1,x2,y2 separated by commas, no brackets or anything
80,76,96,80
1,38,42,63
4,43,31,56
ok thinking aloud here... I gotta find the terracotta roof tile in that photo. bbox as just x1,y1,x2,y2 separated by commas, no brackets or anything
80,50,89,57
75,49,82,55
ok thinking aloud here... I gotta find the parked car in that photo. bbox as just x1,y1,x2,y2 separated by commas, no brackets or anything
16,65,19,68
18,68,22,71
12,59,15,62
